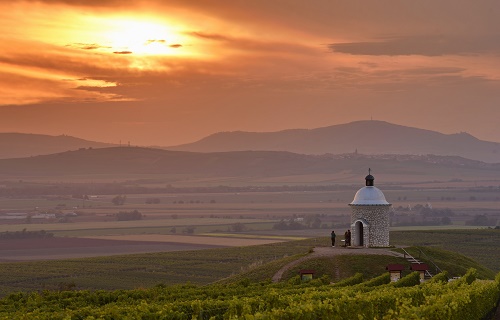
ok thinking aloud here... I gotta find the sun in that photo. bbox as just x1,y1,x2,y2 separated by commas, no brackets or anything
105,19,183,55
87,16,189,56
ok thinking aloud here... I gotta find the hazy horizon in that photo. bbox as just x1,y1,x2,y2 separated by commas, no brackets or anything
2,119,500,147
1,1,500,146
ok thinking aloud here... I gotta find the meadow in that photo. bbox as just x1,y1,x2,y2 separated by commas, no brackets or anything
0,180,499,301
0,251,499,319
0,229,498,297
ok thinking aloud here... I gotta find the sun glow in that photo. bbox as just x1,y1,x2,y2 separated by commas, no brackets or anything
81,16,191,56
104,19,184,55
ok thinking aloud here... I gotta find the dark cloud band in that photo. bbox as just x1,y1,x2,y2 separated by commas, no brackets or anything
329,35,500,56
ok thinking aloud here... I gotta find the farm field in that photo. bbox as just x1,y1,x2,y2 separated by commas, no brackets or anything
0,241,498,320
0,218,273,234
0,180,499,314
81,234,289,246
0,237,222,262
0,239,319,296
2,188,499,224
1,267,499,319
0,229,498,297
1,186,499,266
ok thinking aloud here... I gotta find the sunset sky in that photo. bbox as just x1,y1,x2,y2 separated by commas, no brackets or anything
1,0,500,146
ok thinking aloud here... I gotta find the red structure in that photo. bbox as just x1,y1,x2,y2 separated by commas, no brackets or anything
299,269,315,281
386,264,405,282
410,263,429,282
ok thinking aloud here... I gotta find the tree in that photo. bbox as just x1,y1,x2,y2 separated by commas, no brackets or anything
112,195,126,206
311,217,322,229
466,214,491,226
440,216,452,225
116,210,142,221
145,198,160,204
231,223,246,232
183,226,196,234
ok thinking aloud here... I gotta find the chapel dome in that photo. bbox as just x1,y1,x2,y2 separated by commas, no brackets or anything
349,169,390,206
350,186,390,206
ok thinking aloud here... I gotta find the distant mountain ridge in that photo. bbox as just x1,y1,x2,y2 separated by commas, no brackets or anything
167,121,500,163
0,133,114,159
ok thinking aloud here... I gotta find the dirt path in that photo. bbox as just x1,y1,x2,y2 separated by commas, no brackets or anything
272,246,405,282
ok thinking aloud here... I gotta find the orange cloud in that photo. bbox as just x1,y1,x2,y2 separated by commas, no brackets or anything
0,0,499,145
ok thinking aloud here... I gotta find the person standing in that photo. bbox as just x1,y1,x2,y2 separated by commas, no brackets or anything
347,229,352,246
331,230,336,247
344,230,349,247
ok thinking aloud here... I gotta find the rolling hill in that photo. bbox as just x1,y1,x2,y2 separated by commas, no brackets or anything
0,147,499,183
0,133,114,159
167,120,500,163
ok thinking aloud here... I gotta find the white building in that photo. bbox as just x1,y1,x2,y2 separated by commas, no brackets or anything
349,170,391,247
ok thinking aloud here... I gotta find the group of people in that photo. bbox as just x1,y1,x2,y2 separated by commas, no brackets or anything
330,229,351,247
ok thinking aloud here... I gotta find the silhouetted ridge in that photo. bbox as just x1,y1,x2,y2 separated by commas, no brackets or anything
0,133,114,159
167,120,500,163
0,147,498,177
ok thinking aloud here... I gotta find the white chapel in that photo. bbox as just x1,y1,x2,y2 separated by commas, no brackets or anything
349,169,391,247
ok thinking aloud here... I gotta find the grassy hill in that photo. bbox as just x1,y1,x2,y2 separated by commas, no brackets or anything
1,268,498,319
0,241,498,319
0,230,496,297
0,147,499,185
391,229,500,272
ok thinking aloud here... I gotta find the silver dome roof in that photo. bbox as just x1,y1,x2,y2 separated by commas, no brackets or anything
349,186,390,206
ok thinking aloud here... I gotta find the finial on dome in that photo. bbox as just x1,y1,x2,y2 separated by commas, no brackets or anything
365,168,374,186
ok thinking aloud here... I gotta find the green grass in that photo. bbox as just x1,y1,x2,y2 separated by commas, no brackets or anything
200,233,306,240
216,253,309,285
0,218,273,234
0,230,497,297
50,222,277,237
280,255,410,283
0,238,318,297
390,225,489,231
393,246,496,280
390,229,500,272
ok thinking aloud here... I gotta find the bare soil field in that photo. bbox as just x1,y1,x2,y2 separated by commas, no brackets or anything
83,234,286,247
0,237,222,261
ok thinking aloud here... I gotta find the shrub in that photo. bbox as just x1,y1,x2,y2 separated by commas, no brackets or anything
116,210,142,221
392,271,421,288
332,273,364,287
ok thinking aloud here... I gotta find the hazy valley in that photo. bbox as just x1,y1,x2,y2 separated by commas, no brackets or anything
1,121,499,319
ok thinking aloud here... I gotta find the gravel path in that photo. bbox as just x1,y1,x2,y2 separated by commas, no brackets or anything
272,246,405,282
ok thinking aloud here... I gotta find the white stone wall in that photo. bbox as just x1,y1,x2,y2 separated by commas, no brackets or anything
350,205,390,247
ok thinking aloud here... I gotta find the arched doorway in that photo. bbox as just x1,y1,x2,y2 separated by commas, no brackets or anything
352,219,369,247
355,221,364,246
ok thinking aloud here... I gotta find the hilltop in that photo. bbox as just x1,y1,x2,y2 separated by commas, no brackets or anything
0,232,496,296
0,147,499,183
3,121,500,163
168,120,500,163
0,133,114,159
